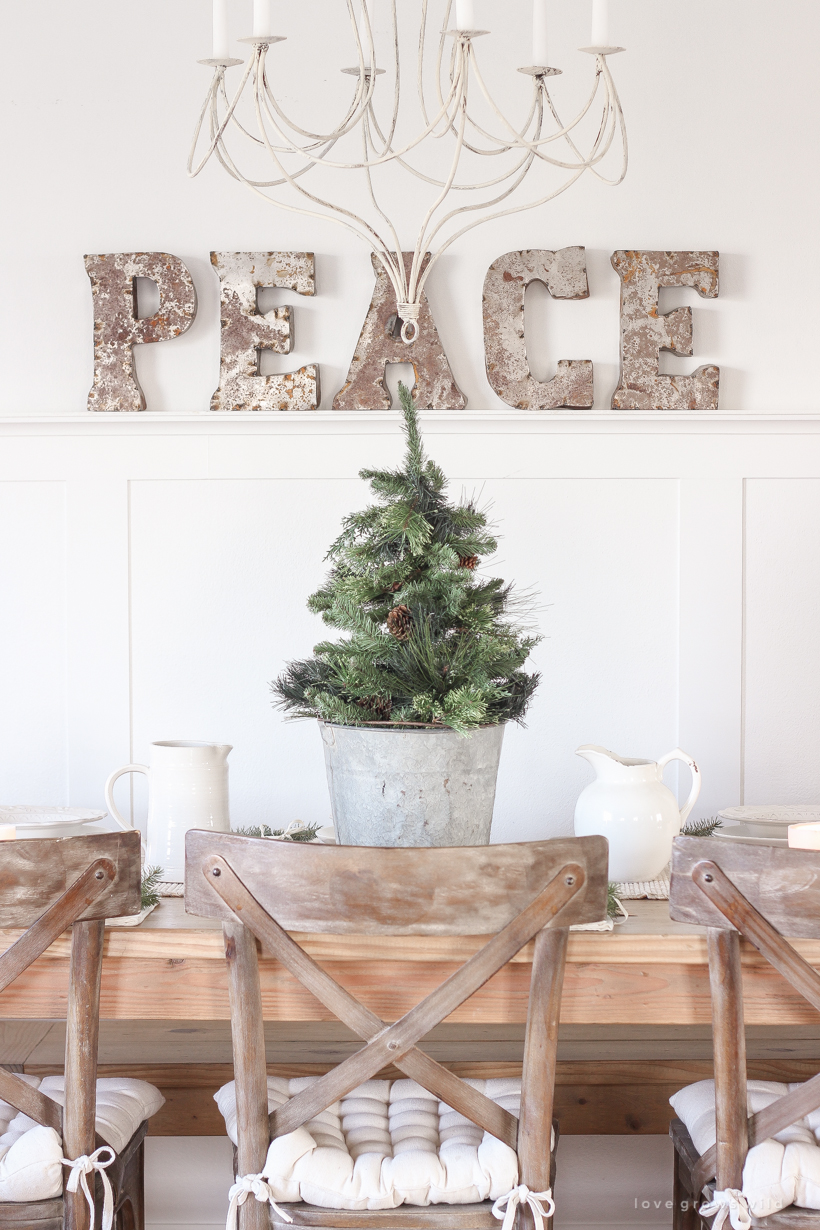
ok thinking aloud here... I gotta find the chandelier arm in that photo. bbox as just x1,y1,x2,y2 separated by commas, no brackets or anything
212,83,342,187
468,47,608,152
250,65,408,298
361,114,406,291
454,79,543,156
568,59,629,185
408,51,471,300
416,162,589,301
536,66,623,173
257,39,376,147
362,3,401,160
364,82,541,189
417,142,538,268
257,51,464,172
188,58,257,178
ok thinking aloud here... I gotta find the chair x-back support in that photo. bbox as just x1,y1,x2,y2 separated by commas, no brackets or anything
184,832,608,1230
0,830,142,1230
669,836,820,1230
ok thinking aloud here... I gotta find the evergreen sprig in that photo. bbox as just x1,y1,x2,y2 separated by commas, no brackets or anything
681,816,723,838
272,383,541,734
140,865,164,910
232,823,321,842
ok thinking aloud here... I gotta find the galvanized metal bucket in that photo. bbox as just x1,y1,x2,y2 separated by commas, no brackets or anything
318,721,506,847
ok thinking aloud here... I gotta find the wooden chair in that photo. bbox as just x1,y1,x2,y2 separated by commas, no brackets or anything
669,835,820,1230
184,831,608,1230
0,829,143,1230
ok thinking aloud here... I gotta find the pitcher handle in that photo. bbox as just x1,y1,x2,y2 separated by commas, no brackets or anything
104,765,150,833
657,748,702,827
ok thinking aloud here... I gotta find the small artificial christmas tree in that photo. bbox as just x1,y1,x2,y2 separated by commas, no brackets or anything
271,384,541,734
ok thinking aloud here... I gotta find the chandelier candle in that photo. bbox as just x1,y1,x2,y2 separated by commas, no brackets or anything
212,0,229,59
591,0,609,47
532,0,549,66
455,0,475,31
253,0,272,38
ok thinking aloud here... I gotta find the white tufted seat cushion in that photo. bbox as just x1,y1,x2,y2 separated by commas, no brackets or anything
672,1079,820,1218
215,1076,527,1210
0,1076,165,1204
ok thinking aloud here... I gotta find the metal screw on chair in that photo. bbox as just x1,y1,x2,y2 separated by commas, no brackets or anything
387,1040,399,1050
703,873,713,882
212,867,221,877
565,875,576,886
95,870,105,880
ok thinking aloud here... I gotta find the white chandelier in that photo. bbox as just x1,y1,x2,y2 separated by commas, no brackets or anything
189,0,628,344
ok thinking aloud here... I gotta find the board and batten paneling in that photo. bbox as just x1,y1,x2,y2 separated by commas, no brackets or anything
0,482,67,802
0,413,818,836
744,479,820,804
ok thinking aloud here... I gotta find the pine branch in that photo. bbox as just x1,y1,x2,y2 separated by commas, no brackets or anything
681,816,723,837
141,865,164,910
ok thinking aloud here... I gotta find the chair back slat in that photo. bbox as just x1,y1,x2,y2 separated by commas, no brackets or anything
518,928,567,1194
224,921,270,1230
0,1069,61,1132
0,831,142,928
670,836,820,937
63,918,105,1230
185,832,608,934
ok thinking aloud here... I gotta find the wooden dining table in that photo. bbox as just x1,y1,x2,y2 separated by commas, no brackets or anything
2,898,819,1137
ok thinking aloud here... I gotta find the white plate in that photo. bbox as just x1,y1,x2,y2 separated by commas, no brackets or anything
717,806,820,842
715,828,789,848
0,807,108,839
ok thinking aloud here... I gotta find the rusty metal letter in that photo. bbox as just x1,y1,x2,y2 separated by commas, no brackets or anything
611,250,720,410
333,253,466,410
211,252,319,412
84,252,197,412
483,248,593,410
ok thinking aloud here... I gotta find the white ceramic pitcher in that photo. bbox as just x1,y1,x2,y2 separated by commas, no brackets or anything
105,741,232,880
573,745,701,882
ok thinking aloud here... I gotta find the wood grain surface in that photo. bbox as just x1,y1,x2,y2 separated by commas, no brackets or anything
4,900,820,1024
185,832,609,933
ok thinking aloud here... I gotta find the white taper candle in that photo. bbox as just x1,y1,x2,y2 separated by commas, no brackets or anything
253,0,272,36
455,0,475,31
591,0,609,47
532,0,548,65
212,0,229,58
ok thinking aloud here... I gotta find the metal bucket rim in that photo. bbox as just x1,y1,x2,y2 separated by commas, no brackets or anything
317,720,506,736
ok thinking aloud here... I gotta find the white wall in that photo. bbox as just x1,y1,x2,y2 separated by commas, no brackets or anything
1,0,820,412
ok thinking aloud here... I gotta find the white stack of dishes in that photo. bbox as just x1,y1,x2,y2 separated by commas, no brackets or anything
717,805,820,848
0,807,109,839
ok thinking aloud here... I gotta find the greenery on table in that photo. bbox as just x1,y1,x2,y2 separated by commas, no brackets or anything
140,865,164,910
681,816,722,837
272,382,541,735
232,822,321,842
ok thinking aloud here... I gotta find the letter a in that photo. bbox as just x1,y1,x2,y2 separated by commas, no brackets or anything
333,254,466,409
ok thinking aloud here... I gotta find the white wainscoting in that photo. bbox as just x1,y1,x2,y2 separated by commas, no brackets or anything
2,412,820,838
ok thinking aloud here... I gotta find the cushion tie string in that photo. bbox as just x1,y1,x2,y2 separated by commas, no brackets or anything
492,1184,556,1230
61,1146,117,1230
227,1174,294,1230
699,1189,752,1230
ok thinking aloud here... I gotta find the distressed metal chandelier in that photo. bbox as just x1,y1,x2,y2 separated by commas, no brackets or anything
189,0,628,343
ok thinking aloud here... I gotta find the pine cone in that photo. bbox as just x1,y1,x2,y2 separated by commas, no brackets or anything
459,555,479,570
387,604,413,641
357,696,393,721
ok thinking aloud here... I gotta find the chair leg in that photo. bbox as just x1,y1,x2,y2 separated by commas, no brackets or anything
114,1137,145,1230
674,1145,700,1230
